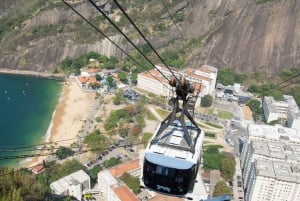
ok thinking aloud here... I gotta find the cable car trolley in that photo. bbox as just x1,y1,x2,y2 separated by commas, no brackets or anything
142,77,204,195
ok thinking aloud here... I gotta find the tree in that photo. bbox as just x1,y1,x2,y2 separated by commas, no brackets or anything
220,154,236,181
246,99,263,121
88,165,102,180
113,92,123,105
103,157,120,168
213,181,232,197
118,71,128,83
55,146,74,160
83,130,106,154
201,94,213,107
0,167,45,200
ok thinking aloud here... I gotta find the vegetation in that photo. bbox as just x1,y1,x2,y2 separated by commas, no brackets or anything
59,52,119,75
36,159,84,191
113,92,123,105
256,0,272,4
104,109,131,131
205,122,223,129
201,94,213,107
247,84,283,100
208,109,234,119
0,167,45,200
102,157,121,168
120,173,140,194
156,108,169,119
83,129,107,154
88,165,102,180
141,132,153,147
213,181,232,197
217,68,247,85
203,145,235,181
205,132,216,138
55,146,74,160
246,99,263,121
220,154,236,181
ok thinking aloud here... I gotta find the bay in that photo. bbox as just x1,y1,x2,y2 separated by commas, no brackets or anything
0,74,62,167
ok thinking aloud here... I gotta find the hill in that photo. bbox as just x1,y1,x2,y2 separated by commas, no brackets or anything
0,0,299,74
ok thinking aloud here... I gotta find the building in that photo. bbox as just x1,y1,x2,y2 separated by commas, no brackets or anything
137,64,218,107
98,159,140,201
262,96,289,123
240,124,300,201
50,169,91,201
262,95,300,129
285,95,300,130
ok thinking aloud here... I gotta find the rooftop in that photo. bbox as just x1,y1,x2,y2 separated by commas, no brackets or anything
146,121,203,169
255,159,300,183
109,159,140,177
50,169,90,194
113,185,139,201
248,124,300,144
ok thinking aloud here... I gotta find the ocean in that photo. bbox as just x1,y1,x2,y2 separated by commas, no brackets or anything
0,74,62,167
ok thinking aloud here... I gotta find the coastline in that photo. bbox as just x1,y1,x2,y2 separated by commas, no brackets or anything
0,68,65,80
24,78,96,168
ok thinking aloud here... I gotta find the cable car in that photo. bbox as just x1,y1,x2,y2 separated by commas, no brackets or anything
142,78,204,195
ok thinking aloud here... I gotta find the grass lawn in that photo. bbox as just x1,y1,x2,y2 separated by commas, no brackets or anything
208,108,234,120
156,108,170,119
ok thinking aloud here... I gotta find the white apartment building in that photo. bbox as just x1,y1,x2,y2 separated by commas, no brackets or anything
262,95,300,130
50,169,90,200
240,124,300,201
262,96,289,123
137,64,218,107
285,95,300,130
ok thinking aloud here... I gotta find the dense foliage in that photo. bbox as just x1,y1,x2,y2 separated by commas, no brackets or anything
88,165,102,180
201,94,213,107
104,109,131,131
203,145,235,181
246,99,263,121
83,129,107,154
217,68,246,85
102,157,120,168
36,159,84,190
55,146,74,160
213,181,232,197
0,167,45,201
120,173,140,194
247,84,283,100
59,52,118,75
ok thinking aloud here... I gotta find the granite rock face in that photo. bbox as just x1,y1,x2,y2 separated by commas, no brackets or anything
0,0,299,74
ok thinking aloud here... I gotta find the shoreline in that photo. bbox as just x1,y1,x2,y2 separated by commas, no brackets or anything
0,68,66,81
23,78,97,168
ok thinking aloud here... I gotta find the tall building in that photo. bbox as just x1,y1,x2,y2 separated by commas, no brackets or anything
137,64,218,107
240,124,300,201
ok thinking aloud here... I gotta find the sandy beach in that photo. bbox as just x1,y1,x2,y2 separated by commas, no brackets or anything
24,79,96,168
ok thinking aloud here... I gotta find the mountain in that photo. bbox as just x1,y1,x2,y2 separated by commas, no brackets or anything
0,0,299,74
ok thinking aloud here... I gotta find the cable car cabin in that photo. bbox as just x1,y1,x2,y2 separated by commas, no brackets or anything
143,120,204,195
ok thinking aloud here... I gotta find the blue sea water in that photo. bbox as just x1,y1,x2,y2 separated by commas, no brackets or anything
0,74,62,167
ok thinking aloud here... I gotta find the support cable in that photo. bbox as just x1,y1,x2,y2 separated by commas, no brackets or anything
61,0,167,87
159,0,185,43
111,0,180,82
87,0,170,82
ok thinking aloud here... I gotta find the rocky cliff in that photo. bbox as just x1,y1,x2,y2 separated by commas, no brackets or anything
0,0,299,74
